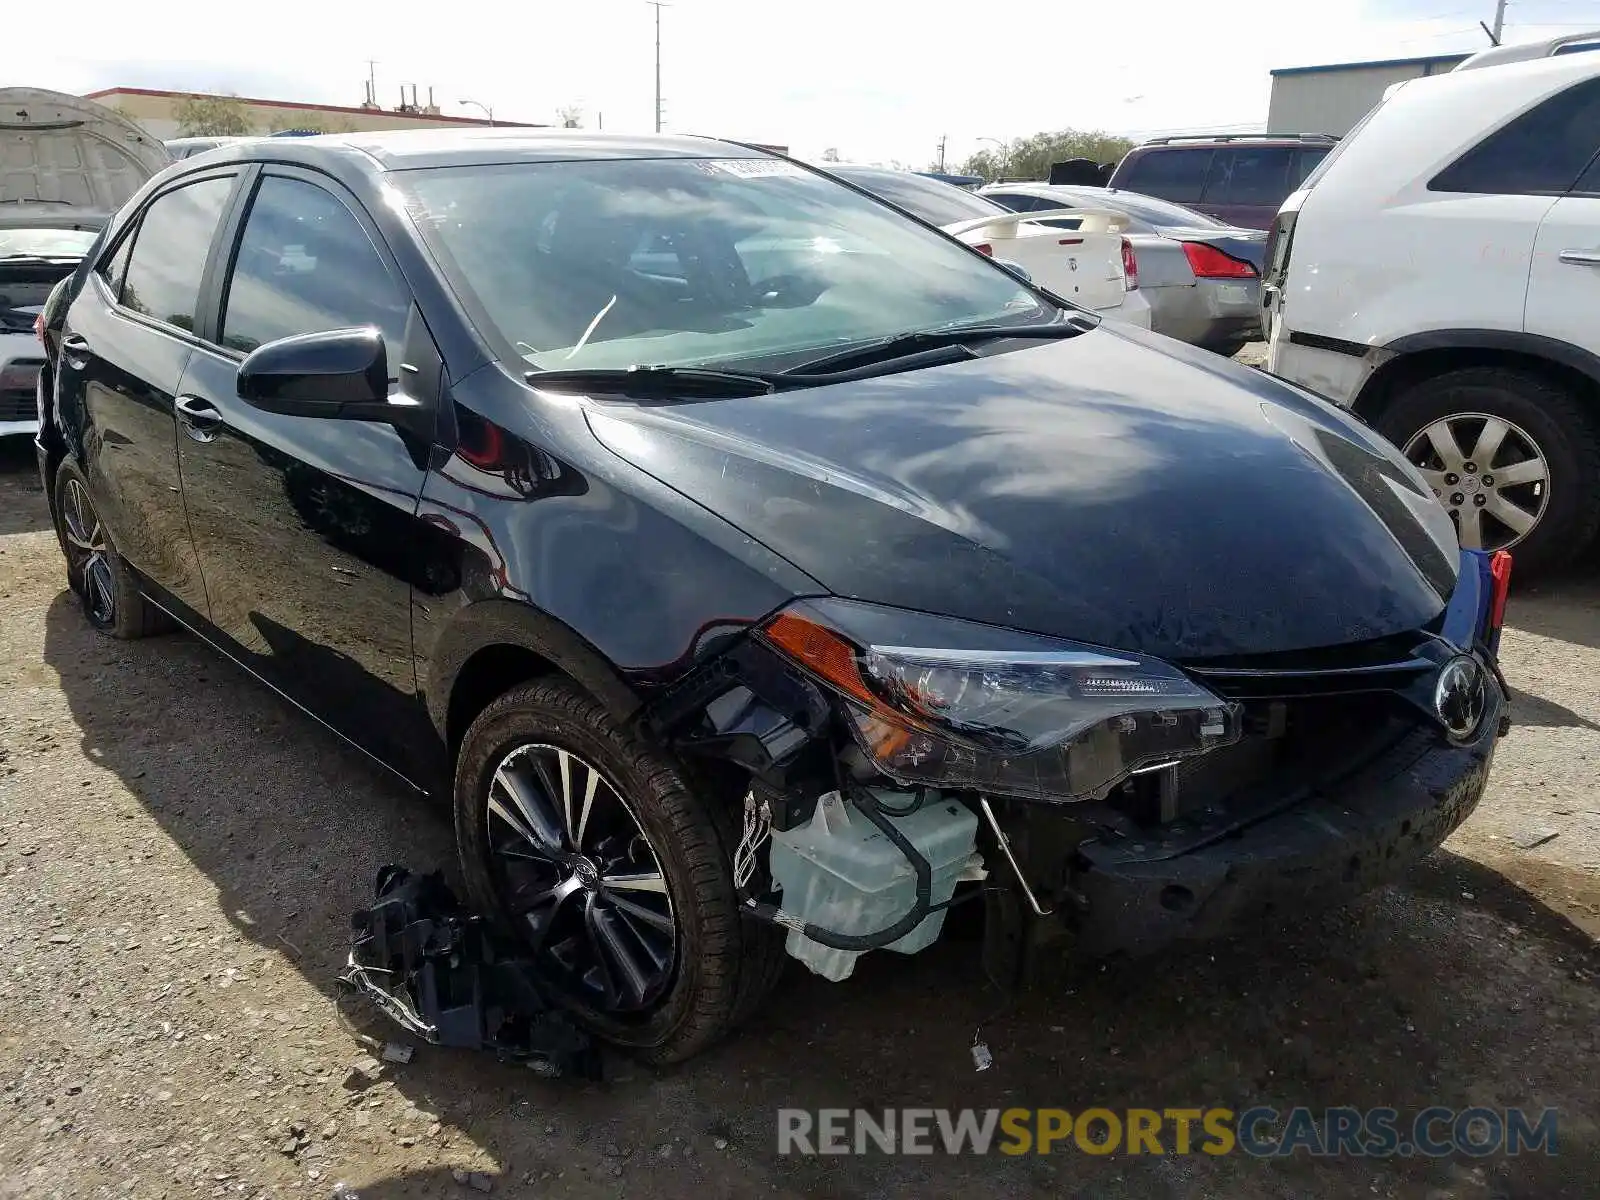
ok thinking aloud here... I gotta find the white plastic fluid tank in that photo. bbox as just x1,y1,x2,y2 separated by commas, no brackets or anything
768,789,982,982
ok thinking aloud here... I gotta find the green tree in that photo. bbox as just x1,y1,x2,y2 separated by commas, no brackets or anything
557,104,584,129
957,129,1136,182
174,94,256,137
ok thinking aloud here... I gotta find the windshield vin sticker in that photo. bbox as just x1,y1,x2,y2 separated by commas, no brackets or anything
700,159,807,178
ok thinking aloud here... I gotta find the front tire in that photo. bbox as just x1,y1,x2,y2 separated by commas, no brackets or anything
453,678,783,1064
52,459,173,639
1376,367,1600,576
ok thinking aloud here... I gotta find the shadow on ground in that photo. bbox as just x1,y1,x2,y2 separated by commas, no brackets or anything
36,582,1600,1199
0,436,51,537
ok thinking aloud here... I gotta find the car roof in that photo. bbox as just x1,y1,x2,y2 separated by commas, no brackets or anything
180,128,770,174
1455,29,1600,71
1131,133,1338,149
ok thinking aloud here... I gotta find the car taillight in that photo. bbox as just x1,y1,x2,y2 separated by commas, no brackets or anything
972,243,994,256
1182,242,1257,279
1121,237,1138,290
1487,550,1512,653
1263,209,1296,289
33,312,45,343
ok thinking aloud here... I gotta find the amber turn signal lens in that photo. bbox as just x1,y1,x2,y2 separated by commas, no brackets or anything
762,612,878,705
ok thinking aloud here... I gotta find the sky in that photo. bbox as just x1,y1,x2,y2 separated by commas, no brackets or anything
14,0,1600,166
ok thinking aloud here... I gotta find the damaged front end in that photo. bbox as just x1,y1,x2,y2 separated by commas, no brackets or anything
647,550,1512,983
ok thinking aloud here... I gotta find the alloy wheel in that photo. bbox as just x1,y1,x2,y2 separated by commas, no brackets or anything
61,477,115,626
1403,412,1550,552
485,743,678,1015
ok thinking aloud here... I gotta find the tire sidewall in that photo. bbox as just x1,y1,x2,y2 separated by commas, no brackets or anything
52,459,113,631
1377,373,1592,574
453,682,730,1056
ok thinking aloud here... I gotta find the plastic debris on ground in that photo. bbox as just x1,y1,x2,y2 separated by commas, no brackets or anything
339,865,602,1080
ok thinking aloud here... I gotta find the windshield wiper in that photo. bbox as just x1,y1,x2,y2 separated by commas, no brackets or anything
525,365,784,397
793,317,1088,376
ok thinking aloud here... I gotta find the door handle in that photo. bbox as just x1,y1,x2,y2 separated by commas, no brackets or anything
175,394,223,443
60,333,90,370
1558,248,1600,267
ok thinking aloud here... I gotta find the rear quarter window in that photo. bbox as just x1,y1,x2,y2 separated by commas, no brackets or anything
1429,76,1600,195
1117,148,1213,204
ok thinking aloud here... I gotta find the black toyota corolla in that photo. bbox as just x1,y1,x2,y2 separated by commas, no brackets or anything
34,131,1509,1062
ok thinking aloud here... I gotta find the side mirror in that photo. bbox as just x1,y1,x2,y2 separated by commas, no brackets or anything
237,327,431,439
995,259,1033,285
238,327,389,415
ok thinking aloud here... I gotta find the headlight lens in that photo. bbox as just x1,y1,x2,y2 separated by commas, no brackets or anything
763,608,1242,803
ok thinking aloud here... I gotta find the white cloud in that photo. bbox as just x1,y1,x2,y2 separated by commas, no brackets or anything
12,0,1598,166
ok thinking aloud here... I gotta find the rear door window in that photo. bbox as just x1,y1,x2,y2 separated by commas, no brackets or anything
1430,77,1600,195
1202,147,1294,207
1292,147,1330,187
1118,148,1213,203
120,177,235,331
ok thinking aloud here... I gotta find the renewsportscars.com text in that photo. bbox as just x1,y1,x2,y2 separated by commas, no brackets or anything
776,1107,1558,1158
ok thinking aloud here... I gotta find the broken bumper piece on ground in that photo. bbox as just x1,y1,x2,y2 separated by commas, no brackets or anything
340,865,601,1080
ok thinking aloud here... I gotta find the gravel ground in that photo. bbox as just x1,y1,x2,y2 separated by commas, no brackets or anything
3,400,1599,1199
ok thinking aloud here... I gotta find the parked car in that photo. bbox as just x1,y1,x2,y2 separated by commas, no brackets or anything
38,131,1508,1063
1107,134,1336,229
1263,53,1600,574
1,89,168,438
982,183,1265,355
1455,29,1600,71
827,165,1151,329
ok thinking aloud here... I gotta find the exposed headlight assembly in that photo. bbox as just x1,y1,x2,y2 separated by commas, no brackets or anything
760,601,1242,803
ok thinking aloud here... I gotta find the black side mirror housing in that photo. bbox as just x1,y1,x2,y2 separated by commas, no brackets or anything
237,327,432,439
238,327,389,412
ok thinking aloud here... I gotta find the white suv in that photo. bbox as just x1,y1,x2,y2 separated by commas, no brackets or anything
1263,54,1600,574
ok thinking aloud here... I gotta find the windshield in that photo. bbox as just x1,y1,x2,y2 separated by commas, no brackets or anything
0,227,100,258
401,157,1046,372
831,168,1006,227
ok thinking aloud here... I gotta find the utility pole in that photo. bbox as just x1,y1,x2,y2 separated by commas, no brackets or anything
648,2,669,133
936,134,947,173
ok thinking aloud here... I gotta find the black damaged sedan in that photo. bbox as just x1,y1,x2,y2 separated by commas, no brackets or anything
34,131,1508,1062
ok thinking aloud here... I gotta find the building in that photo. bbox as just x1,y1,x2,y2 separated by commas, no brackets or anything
1266,53,1468,136
84,87,543,140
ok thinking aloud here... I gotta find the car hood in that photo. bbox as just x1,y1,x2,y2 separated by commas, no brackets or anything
582,328,1460,660
0,89,170,226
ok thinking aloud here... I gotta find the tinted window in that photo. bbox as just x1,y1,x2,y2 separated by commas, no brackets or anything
97,231,136,299
221,176,408,358
1576,152,1600,194
1202,148,1293,207
1430,77,1600,195
833,168,1005,225
1292,147,1330,187
402,158,1046,372
985,192,1047,212
121,177,234,330
1119,148,1213,203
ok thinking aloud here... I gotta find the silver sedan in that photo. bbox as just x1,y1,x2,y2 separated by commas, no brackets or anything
980,183,1266,356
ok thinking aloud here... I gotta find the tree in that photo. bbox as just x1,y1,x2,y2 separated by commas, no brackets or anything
557,104,584,129
957,128,1136,182
174,94,255,137
820,147,840,162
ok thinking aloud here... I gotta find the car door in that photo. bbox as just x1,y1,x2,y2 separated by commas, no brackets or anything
56,171,239,621
1522,127,1600,357
173,166,443,781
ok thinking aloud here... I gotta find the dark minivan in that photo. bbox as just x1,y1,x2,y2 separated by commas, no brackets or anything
36,131,1506,1062
1108,134,1336,229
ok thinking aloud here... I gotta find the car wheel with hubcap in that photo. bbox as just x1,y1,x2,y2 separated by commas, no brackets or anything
453,677,785,1063
51,459,173,639
1377,367,1600,576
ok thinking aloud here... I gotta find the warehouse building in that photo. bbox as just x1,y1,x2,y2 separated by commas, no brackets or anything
1266,52,1469,136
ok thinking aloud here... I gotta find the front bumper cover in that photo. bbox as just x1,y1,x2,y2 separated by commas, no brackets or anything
1068,693,1501,957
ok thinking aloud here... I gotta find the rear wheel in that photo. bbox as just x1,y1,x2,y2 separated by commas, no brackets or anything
52,460,172,638
453,678,784,1063
1376,367,1600,575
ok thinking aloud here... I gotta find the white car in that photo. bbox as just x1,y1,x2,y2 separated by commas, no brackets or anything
830,166,1151,330
1,89,168,438
1262,53,1600,574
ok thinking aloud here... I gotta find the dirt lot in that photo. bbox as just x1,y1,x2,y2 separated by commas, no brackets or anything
3,424,1599,1200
